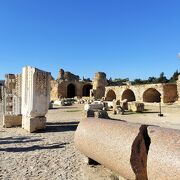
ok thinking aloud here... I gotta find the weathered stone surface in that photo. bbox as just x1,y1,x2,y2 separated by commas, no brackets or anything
94,110,110,119
92,72,108,100
2,74,22,118
105,83,178,104
50,68,92,100
84,110,95,118
84,103,104,111
21,66,51,132
75,119,149,180
3,115,22,128
22,116,46,133
128,102,144,112
147,126,180,180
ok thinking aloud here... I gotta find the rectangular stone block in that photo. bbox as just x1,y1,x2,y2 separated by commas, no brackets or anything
128,102,144,112
3,115,22,128
84,103,103,111
21,66,50,117
22,116,46,133
21,66,51,132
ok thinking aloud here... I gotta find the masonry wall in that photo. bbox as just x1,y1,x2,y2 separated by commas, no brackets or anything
163,84,177,103
50,80,92,101
105,84,167,103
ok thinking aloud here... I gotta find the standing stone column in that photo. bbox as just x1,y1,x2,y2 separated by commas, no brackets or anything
92,72,108,100
21,66,51,132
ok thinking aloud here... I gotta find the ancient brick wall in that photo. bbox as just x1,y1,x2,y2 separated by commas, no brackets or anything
104,83,177,104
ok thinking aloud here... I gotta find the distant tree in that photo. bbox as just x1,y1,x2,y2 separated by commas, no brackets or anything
147,76,158,84
114,78,129,82
131,78,144,85
158,72,168,83
82,76,91,82
109,77,113,82
169,70,180,83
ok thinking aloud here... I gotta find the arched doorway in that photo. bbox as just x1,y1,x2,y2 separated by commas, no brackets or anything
82,84,93,96
143,88,161,102
67,83,76,98
122,89,136,102
105,89,116,101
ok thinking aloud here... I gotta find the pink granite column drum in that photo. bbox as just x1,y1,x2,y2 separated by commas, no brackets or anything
147,126,180,180
74,118,150,180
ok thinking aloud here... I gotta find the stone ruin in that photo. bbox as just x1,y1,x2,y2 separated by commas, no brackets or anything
50,70,180,109
90,72,108,100
21,66,51,132
2,74,22,127
50,68,93,101
1,66,51,132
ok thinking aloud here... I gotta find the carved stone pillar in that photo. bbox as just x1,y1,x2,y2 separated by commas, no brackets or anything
21,66,51,132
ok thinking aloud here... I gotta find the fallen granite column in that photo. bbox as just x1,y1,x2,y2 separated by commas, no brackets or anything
147,126,180,179
75,118,180,180
21,66,51,133
74,118,150,180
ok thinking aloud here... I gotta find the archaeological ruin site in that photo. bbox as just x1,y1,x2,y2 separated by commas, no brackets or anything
0,66,180,180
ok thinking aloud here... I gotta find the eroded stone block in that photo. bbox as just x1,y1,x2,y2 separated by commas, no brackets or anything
3,115,22,128
22,116,46,133
128,102,144,112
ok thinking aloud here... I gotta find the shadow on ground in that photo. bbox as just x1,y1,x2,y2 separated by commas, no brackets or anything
0,136,42,145
43,121,79,133
121,111,159,115
0,142,68,153
49,106,78,110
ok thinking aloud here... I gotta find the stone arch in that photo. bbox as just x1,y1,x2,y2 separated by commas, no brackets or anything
67,83,76,98
82,84,93,97
143,88,161,103
105,89,116,101
122,89,136,102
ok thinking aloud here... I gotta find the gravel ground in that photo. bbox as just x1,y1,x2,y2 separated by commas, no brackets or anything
0,103,180,180
0,105,86,180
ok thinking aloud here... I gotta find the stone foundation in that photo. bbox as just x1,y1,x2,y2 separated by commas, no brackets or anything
22,116,46,133
3,115,22,128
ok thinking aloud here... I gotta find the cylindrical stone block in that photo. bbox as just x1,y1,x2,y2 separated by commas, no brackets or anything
74,118,149,180
147,126,180,180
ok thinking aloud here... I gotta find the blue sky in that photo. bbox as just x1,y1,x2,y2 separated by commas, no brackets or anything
0,0,180,80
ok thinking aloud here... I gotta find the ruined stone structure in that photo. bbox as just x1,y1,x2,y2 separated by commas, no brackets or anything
2,74,22,127
91,72,108,100
21,66,51,132
0,80,5,101
105,83,178,104
51,70,179,104
50,69,93,101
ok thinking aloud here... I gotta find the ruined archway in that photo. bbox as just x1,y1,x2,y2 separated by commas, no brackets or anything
105,89,116,101
143,88,161,103
122,89,136,102
67,83,76,98
82,84,93,97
